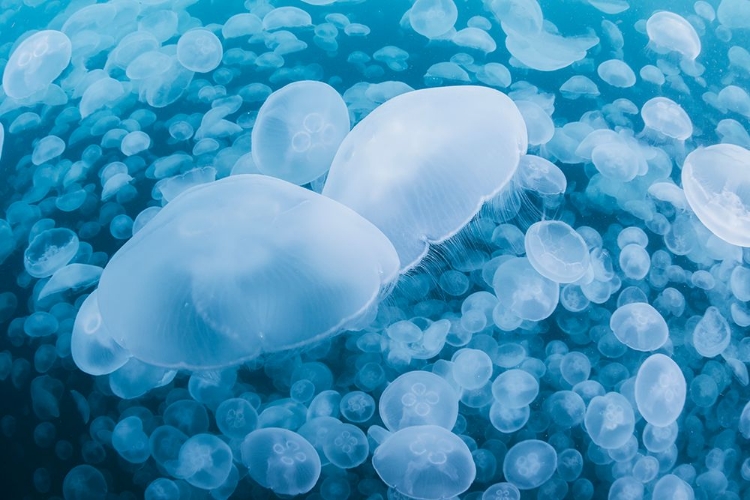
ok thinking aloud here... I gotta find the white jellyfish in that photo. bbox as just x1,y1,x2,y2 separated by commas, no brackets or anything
252,81,350,186
609,302,669,351
524,221,590,283
634,354,686,427
681,144,750,247
502,440,557,490
379,370,459,431
323,85,527,272
3,30,72,100
372,425,475,500
176,29,223,73
646,11,701,60
92,175,399,369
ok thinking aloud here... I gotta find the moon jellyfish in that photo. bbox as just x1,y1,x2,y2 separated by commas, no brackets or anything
483,483,520,500
635,354,686,427
71,292,130,376
92,174,399,369
652,474,695,500
584,392,635,449
322,422,369,468
409,0,458,39
692,306,731,358
175,434,233,490
502,439,557,490
372,425,475,500
646,11,701,60
176,29,223,73
215,398,258,439
252,81,350,185
240,428,321,496
24,228,79,279
682,144,750,247
323,85,527,272
3,30,71,100
492,257,559,321
641,97,693,141
379,370,458,431
452,348,493,390
609,302,669,351
524,221,590,283
63,465,107,500
597,59,636,88
491,369,539,409
112,416,150,464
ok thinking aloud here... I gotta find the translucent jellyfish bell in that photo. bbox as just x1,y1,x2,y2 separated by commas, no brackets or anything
646,11,701,60
641,97,693,141
176,29,223,73
71,291,131,376
93,175,399,369
492,257,559,321
3,30,72,100
240,428,321,496
252,81,350,186
502,440,557,490
609,302,669,351
372,425,475,500
524,221,590,284
635,354,686,427
681,144,750,247
379,370,459,431
323,85,527,272
174,434,233,490
584,392,635,449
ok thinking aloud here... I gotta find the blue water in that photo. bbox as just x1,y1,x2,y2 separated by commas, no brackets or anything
1,0,750,499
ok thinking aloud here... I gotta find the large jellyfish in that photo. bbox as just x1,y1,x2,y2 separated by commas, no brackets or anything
646,11,701,60
681,144,750,247
91,174,399,369
2,30,72,100
252,81,350,186
323,85,527,272
372,425,475,500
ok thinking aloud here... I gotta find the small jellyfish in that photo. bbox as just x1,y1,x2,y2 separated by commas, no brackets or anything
372,425,475,500
24,228,79,278
692,306,731,358
323,86,527,272
112,416,150,464
322,422,369,469
93,175,399,369
3,30,72,100
409,0,458,39
524,221,590,284
584,392,635,449
489,401,530,433
483,482,520,500
609,302,669,351
635,354,686,427
241,428,321,496
452,348,493,390
641,97,693,141
542,390,585,428
652,474,694,500
646,11,701,60
681,144,750,247
215,398,258,439
597,59,636,88
491,369,539,409
175,434,233,490
493,257,560,321
339,391,376,423
176,29,223,73
502,439,557,490
379,370,459,431
63,465,107,500
252,81,350,186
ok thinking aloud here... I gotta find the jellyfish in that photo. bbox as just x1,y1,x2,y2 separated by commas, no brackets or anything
24,228,79,279
609,302,669,351
379,370,459,431
524,221,590,283
112,416,150,464
491,369,539,408
492,257,560,321
502,439,557,490
584,392,635,449
597,59,636,88
252,81,350,186
451,348,493,390
372,425,475,500
322,423,369,469
635,354,686,427
91,174,399,369
241,428,321,496
652,474,695,500
681,144,750,247
409,0,458,39
641,97,693,141
646,11,701,60
70,292,131,376
174,434,233,490
322,85,527,272
62,465,107,500
215,398,258,440
176,29,223,73
3,30,72,100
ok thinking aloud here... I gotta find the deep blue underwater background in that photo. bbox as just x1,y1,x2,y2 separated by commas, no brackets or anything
1,0,750,499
